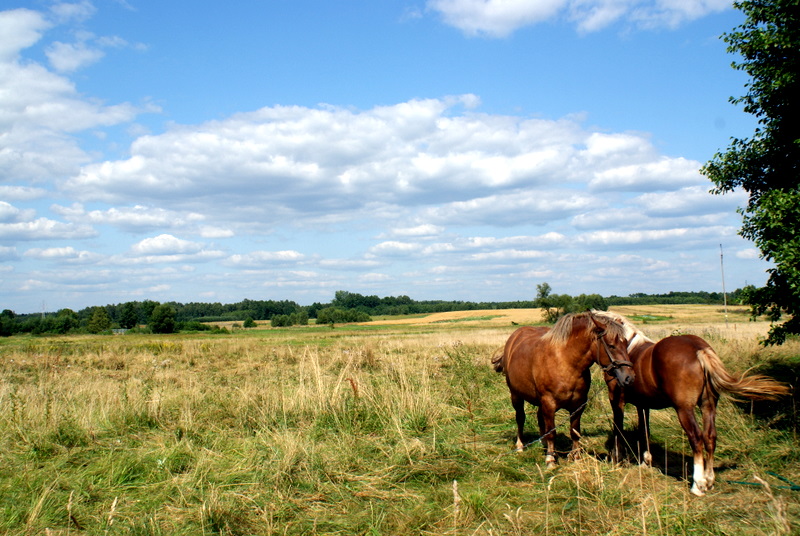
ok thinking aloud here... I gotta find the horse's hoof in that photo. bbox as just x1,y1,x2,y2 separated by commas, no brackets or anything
643,452,653,466
690,483,706,497
545,454,557,470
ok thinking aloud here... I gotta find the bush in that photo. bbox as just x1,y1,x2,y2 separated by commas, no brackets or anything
149,304,176,334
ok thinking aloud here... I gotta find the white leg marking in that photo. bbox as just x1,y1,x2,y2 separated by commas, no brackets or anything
690,459,707,496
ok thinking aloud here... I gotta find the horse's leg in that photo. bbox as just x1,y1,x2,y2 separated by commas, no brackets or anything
568,403,585,461
608,384,625,463
538,401,558,469
675,407,708,496
511,394,526,452
637,407,652,466
700,394,718,490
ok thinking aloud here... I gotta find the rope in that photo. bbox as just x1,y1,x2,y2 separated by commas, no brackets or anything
723,471,800,492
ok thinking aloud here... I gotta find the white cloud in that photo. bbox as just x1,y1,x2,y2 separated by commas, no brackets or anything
0,245,19,261
130,234,205,255
0,186,49,201
0,7,156,185
382,224,444,238
49,1,96,24
0,216,96,241
24,246,103,264
46,40,105,72
0,8,50,61
428,0,567,38
359,272,392,283
427,0,732,36
227,250,305,267
735,248,761,260
53,204,207,232
0,201,35,223
199,226,235,239
589,157,702,191
368,241,422,256
575,225,733,248
635,185,745,216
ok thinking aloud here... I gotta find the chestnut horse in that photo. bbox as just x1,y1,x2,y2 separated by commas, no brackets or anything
596,312,790,496
492,312,634,468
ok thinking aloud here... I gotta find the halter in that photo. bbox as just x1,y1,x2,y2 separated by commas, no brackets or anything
595,329,634,373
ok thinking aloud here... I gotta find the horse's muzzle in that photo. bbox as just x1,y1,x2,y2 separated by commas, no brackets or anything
614,366,635,386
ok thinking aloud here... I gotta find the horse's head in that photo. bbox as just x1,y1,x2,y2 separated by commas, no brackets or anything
588,312,635,386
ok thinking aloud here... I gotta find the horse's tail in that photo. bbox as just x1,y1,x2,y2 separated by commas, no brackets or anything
697,346,791,401
491,346,505,373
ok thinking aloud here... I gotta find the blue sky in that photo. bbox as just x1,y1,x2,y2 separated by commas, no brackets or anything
1,0,768,313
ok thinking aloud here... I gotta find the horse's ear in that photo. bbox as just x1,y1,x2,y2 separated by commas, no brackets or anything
588,311,606,332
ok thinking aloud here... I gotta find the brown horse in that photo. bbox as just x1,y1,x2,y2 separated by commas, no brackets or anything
492,312,634,468
596,312,791,496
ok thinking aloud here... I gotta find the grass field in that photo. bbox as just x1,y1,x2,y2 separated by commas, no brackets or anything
0,305,798,535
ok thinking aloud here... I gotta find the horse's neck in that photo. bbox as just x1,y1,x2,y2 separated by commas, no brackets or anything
627,330,654,358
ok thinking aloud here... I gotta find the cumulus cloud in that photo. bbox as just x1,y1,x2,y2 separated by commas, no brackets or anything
131,234,205,255
0,7,155,185
427,0,732,37
227,250,306,267
65,98,687,232
0,8,50,61
46,40,105,72
0,215,96,241
52,204,206,232
0,186,49,201
24,246,103,264
0,245,19,261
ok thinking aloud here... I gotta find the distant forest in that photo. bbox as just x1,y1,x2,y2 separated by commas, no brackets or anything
0,288,745,336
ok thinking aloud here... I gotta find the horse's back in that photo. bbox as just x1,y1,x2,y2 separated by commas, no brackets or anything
647,335,709,407
503,326,548,370
502,326,550,401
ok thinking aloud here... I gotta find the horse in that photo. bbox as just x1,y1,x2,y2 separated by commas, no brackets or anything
595,311,791,496
492,311,635,468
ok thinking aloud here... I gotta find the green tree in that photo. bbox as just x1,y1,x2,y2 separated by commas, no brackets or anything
0,309,15,337
575,293,608,312
243,317,257,328
54,308,80,334
120,302,139,329
149,304,176,334
87,307,112,334
701,0,800,344
270,314,290,327
534,282,575,323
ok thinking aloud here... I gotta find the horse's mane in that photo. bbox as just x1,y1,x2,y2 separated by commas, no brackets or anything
543,311,628,346
591,311,654,351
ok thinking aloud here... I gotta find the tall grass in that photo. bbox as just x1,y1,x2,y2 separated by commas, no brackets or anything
0,320,797,535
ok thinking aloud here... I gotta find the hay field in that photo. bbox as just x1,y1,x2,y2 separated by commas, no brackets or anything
369,304,770,341
0,304,797,535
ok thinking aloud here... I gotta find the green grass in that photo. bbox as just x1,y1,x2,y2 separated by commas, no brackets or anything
630,314,674,323
431,315,504,323
0,318,798,535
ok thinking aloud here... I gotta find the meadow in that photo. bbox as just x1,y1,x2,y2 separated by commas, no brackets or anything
0,305,798,535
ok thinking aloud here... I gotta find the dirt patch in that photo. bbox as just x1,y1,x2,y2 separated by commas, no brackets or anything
367,309,545,326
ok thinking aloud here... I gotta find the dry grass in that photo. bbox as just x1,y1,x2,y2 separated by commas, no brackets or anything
0,306,797,535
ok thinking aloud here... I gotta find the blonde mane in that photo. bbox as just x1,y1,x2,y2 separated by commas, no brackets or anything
543,311,627,346
591,311,654,351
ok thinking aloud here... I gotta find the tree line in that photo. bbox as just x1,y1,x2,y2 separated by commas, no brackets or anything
0,286,745,337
